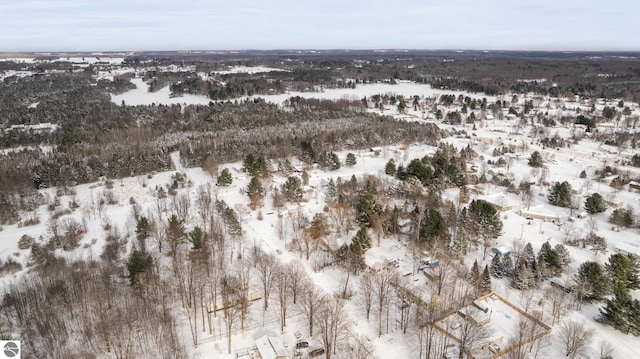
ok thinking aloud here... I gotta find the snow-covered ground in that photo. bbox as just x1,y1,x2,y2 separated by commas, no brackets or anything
110,77,214,106
4,79,640,357
211,66,287,75
109,78,495,108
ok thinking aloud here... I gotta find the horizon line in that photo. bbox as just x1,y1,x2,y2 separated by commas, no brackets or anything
2,48,640,55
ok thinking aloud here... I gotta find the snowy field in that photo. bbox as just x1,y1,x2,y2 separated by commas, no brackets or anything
109,77,495,108
110,77,214,106
211,66,287,75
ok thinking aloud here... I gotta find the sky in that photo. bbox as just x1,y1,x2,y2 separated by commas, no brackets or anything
1,0,639,52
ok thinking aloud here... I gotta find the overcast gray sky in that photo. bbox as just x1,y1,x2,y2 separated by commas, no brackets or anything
1,0,638,52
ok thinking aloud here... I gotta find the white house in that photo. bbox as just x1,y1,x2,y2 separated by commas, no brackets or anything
255,335,289,359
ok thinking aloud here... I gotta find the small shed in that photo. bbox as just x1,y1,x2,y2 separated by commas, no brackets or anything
472,300,490,313
255,335,289,359
491,246,511,257
458,305,490,327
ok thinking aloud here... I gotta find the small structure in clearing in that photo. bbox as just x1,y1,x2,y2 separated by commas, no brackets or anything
490,246,511,257
255,335,290,359
434,292,551,359
519,209,562,224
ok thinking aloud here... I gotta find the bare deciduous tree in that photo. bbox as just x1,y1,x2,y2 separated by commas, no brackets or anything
360,272,374,320
254,248,279,311
430,257,455,296
150,212,166,253
557,319,594,359
173,192,191,222
371,266,397,337
220,273,242,354
414,299,445,359
317,298,349,359
275,267,289,332
506,317,535,359
395,278,412,334
597,340,615,359
345,334,375,359
455,314,490,359
285,260,307,304
195,184,214,231
544,287,569,326
299,281,324,336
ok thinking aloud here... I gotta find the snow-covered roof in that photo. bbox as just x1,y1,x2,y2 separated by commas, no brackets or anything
458,305,490,325
491,246,511,256
255,335,289,359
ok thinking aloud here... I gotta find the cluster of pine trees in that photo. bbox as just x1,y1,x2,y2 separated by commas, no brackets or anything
387,143,474,189
597,254,640,335
489,241,570,290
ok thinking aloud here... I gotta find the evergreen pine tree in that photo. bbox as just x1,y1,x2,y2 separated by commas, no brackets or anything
469,260,481,287
277,159,294,175
585,192,606,214
512,262,525,289
600,286,634,334
537,241,552,263
576,261,609,301
419,208,448,246
167,214,185,254
385,159,396,176
606,253,640,291
468,200,503,256
395,164,406,180
257,156,271,178
519,242,536,268
136,216,151,239
528,151,544,167
451,226,469,257
481,266,492,294
536,257,548,282
502,253,514,277
335,244,350,265
345,153,357,167
281,176,303,202
545,250,564,276
355,191,381,227
325,178,338,206
548,181,572,207
536,241,563,278
126,250,148,286
490,254,503,278
554,244,571,265
350,226,372,255
217,168,233,186
188,226,206,250
243,154,261,177
247,176,264,209
512,261,535,289
630,300,640,336
530,258,539,283
328,152,341,170
610,207,636,228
